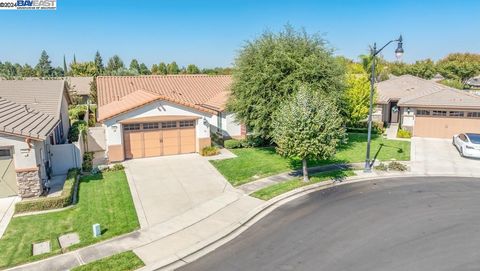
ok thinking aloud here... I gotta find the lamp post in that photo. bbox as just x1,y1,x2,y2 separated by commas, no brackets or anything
364,35,404,172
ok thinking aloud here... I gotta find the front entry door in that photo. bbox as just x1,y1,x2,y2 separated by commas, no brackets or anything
390,102,399,123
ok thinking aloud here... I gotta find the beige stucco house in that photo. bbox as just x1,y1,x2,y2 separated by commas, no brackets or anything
96,75,245,162
0,80,71,198
374,75,480,138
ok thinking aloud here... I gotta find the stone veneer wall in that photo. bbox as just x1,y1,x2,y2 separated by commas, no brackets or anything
16,168,43,198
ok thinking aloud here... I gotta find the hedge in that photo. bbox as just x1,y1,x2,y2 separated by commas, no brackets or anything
68,120,87,143
15,168,80,213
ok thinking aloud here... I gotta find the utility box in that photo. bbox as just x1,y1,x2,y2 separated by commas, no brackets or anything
92,224,101,237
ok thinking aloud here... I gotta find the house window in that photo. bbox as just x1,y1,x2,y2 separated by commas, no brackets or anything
161,121,177,129
449,111,464,117
416,109,430,116
432,110,447,116
0,149,11,158
124,124,141,131
179,120,195,128
467,112,480,118
142,123,159,130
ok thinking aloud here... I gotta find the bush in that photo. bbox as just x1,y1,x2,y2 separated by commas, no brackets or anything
397,129,412,138
82,152,94,172
347,121,385,134
99,163,125,173
15,169,80,213
224,139,243,149
388,161,408,171
68,120,87,142
201,146,220,156
242,135,270,148
373,162,388,171
68,105,87,121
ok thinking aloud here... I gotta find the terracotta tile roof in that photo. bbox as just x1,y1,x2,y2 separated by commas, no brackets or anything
97,75,232,121
377,75,480,109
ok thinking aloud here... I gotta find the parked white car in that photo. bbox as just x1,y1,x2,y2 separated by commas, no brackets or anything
453,133,480,158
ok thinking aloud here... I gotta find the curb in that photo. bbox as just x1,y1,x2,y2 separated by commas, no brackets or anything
140,172,480,271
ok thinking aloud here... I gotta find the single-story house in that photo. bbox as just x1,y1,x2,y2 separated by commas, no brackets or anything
66,76,93,104
374,75,480,138
97,75,245,162
0,80,71,198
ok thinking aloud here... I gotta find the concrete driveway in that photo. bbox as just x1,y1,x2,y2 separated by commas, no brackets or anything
411,137,480,176
124,154,239,228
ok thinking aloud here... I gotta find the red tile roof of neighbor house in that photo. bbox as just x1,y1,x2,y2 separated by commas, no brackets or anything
96,75,232,121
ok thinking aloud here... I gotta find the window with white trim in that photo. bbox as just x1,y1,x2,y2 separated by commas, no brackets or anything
467,112,480,118
179,120,195,128
142,123,159,130
161,121,177,129
416,109,430,116
124,124,141,131
449,111,464,117
432,110,447,116
0,149,11,158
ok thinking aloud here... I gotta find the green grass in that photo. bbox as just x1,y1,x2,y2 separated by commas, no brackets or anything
211,133,410,186
71,251,144,271
251,170,355,200
0,170,139,269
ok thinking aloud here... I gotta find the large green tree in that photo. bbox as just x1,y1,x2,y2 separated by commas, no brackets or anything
139,63,150,75
69,62,97,76
186,64,200,74
228,26,345,139
272,88,345,182
167,61,180,74
407,59,437,79
437,53,480,86
94,51,104,74
35,50,54,77
344,71,372,126
129,59,140,72
106,55,125,71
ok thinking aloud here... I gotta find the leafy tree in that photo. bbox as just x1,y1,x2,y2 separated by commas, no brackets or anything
69,62,97,76
201,67,232,75
94,51,104,74
344,71,373,126
167,61,180,74
272,88,345,182
90,78,97,104
157,62,168,75
73,54,77,64
35,50,54,77
228,25,345,139
437,53,480,87
129,59,140,72
22,64,35,77
359,54,389,81
63,55,68,75
138,63,151,75
407,59,436,79
439,79,464,89
186,64,200,74
53,66,65,77
151,64,159,74
387,61,409,76
106,55,125,71
1,62,16,76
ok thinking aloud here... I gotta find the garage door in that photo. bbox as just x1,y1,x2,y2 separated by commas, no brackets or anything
414,116,480,138
124,120,196,159
0,148,17,197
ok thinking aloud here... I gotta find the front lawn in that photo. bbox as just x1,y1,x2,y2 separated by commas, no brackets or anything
212,133,410,186
0,170,139,269
71,251,144,271
251,170,355,200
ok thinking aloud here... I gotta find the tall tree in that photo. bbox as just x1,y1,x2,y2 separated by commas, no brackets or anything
344,71,373,126
158,62,168,75
272,88,345,182
94,51,104,74
167,61,180,74
138,63,151,75
63,55,68,75
73,54,77,64
186,64,200,74
407,59,437,79
228,25,345,139
437,53,480,87
69,62,97,76
35,50,54,77
129,59,140,72
106,55,125,71
22,64,35,77
151,64,159,74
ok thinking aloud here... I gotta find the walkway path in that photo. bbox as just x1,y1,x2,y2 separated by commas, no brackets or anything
0,196,18,238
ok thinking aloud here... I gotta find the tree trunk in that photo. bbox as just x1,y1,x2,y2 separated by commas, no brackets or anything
302,158,309,182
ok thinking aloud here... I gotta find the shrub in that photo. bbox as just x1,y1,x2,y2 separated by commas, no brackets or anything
100,163,125,173
242,135,270,148
82,151,94,172
224,139,243,149
68,105,87,121
397,129,412,138
68,120,87,143
201,146,220,156
111,163,124,171
347,121,385,134
15,169,80,213
388,161,408,171
374,162,388,171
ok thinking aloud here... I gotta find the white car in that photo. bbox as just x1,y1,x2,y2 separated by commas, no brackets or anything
453,133,480,158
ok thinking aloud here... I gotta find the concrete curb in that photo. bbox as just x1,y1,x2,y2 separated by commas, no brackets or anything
139,172,480,271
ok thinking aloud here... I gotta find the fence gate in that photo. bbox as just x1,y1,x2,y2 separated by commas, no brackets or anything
49,144,82,176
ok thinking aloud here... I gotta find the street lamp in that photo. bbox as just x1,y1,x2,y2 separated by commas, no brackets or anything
364,35,404,172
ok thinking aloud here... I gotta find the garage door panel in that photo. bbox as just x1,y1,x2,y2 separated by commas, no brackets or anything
180,128,196,154
414,116,480,138
0,151,18,197
163,129,180,155
143,131,162,157
124,132,144,159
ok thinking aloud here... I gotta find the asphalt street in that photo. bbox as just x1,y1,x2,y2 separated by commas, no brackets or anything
178,176,480,271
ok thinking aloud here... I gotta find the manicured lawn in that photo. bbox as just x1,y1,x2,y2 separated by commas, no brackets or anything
211,133,410,186
0,170,139,269
71,251,144,271
251,170,355,200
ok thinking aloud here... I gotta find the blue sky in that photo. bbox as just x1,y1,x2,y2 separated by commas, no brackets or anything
0,0,478,68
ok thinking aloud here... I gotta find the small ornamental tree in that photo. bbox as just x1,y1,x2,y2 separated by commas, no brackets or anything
272,88,345,182
344,71,374,126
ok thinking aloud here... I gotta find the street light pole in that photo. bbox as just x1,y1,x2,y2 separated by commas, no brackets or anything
364,35,404,172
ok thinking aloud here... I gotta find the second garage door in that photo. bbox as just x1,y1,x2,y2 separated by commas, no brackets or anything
414,115,480,138
124,120,196,159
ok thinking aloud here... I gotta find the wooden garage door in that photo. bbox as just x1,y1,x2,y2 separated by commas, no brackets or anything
123,120,196,159
414,115,480,138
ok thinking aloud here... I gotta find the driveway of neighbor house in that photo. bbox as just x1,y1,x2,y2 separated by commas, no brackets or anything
124,154,240,228
411,137,480,176
0,196,19,238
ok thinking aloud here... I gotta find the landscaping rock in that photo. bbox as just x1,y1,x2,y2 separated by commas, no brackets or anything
58,232,80,251
32,240,51,256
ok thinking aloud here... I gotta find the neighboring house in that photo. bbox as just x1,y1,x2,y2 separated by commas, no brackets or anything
374,75,480,138
0,80,71,198
96,75,246,162
430,73,445,82
66,76,93,104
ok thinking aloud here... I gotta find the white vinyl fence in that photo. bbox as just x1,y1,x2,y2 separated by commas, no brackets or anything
50,135,84,176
